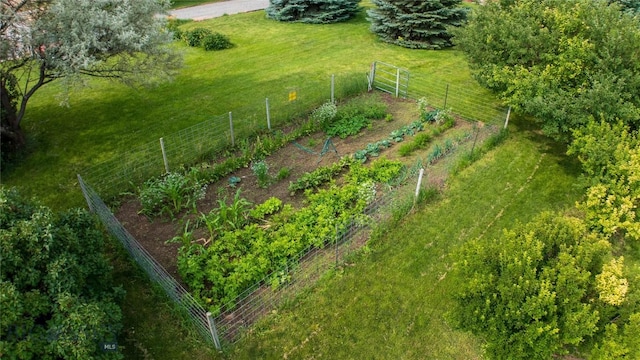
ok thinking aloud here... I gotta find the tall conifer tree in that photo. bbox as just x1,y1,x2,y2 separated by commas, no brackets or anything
266,0,360,24
367,0,468,49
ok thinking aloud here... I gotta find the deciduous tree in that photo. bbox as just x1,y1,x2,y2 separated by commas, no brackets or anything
0,0,181,161
453,0,640,140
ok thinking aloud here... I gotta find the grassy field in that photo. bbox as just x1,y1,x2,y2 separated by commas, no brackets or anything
1,6,486,211
0,4,588,360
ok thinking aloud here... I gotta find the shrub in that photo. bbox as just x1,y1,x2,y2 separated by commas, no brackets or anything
183,27,212,47
202,32,233,51
310,102,338,128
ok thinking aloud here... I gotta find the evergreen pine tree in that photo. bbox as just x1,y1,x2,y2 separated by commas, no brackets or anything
367,0,468,49
266,0,360,24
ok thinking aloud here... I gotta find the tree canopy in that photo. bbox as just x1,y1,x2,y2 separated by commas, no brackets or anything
0,0,181,162
266,0,360,24
367,0,468,49
453,0,640,140
0,187,124,359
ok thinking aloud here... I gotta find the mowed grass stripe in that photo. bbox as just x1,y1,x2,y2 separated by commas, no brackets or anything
229,121,583,359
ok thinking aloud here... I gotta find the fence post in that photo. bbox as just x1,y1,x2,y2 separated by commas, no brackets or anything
160,138,169,173
504,106,511,129
415,168,425,200
368,62,376,91
206,312,222,350
443,84,449,109
331,74,335,104
265,98,271,131
335,224,339,267
228,112,235,147
395,68,401,97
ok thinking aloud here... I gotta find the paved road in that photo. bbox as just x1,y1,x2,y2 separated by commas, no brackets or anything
170,0,270,20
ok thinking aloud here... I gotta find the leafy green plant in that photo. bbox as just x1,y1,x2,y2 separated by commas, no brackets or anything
310,102,338,128
250,197,284,220
200,189,252,240
276,167,291,181
183,27,212,47
138,171,206,219
251,160,271,188
398,133,432,156
0,188,124,360
202,32,233,51
325,114,371,139
288,156,354,194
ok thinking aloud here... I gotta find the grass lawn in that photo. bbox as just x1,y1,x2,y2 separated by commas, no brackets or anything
226,116,583,359
1,7,484,211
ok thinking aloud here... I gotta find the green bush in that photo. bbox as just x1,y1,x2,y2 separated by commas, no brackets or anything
183,27,212,47
0,188,124,360
202,32,233,51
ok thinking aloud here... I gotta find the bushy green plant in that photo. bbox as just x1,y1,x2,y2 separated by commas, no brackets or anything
288,156,354,194
138,171,206,219
183,27,212,47
250,197,284,220
0,188,124,360
201,32,233,51
325,115,371,139
276,167,291,181
398,132,432,156
310,102,338,128
251,160,271,188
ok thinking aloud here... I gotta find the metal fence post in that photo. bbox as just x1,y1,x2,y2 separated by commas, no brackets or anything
443,84,449,109
265,98,271,130
415,168,425,200
229,112,235,147
160,138,169,173
395,68,401,97
206,312,222,350
368,62,376,91
331,74,335,104
504,106,511,129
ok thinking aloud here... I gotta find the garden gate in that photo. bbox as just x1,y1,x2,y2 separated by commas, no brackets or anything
368,61,410,98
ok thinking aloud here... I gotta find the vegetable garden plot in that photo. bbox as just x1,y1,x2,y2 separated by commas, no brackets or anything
82,92,505,347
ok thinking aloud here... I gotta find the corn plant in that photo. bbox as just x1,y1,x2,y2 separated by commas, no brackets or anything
200,189,252,240
138,171,206,219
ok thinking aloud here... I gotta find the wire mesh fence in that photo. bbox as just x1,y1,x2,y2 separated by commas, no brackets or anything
82,72,368,201
406,73,508,126
77,175,215,345
78,62,508,349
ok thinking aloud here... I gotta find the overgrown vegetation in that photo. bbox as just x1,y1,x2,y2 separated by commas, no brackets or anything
0,188,124,359
175,158,404,313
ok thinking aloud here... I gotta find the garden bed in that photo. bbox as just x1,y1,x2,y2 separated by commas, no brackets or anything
114,93,480,302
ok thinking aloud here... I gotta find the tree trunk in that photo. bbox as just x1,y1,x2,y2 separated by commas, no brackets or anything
1,77,27,159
